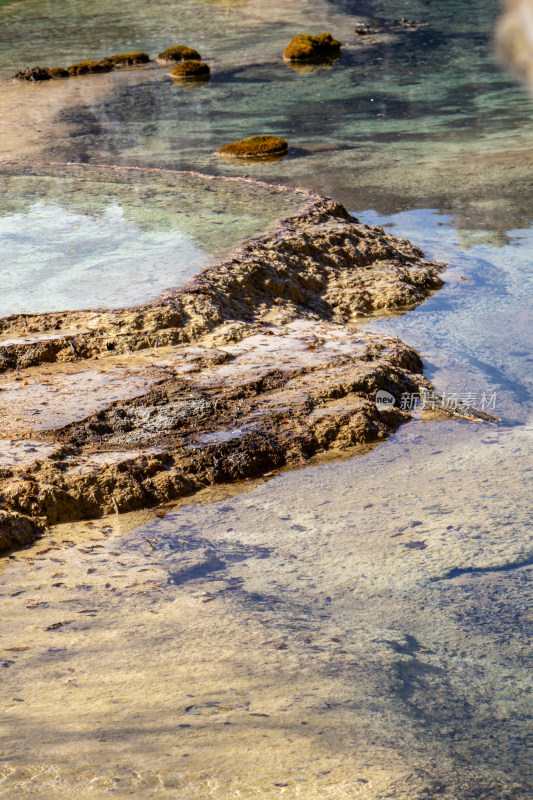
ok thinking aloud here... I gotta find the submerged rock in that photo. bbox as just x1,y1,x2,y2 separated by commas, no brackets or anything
104,51,150,68
0,510,46,553
216,135,289,160
170,61,211,80
157,45,202,65
283,32,341,62
67,59,115,76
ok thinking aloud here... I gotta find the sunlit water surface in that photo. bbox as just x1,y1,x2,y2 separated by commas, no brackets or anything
0,164,306,313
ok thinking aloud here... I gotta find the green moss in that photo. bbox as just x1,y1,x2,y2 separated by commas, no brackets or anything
67,59,115,76
171,61,210,78
48,66,69,79
157,45,202,65
13,66,52,81
104,51,150,68
283,32,341,61
216,135,289,160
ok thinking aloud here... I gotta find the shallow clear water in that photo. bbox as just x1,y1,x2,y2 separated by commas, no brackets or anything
0,163,306,313
0,1,531,798
357,208,533,425
0,201,210,313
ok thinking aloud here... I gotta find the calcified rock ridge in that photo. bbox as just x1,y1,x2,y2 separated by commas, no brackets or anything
0,175,447,549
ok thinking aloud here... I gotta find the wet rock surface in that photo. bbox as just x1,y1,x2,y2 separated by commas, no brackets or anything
0,184,446,546
0,509,46,551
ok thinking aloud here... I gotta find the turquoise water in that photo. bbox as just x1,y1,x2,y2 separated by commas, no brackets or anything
0,1,531,798
1,0,532,231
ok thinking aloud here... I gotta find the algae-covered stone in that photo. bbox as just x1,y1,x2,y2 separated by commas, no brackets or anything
67,59,115,76
13,66,52,81
157,45,202,65
283,32,341,61
0,510,46,553
216,135,289,160
171,61,211,79
104,51,150,68
48,67,69,79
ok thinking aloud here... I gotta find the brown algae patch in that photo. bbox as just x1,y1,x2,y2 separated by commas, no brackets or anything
13,52,150,82
104,51,150,68
216,135,289,160
0,166,448,544
283,32,341,62
170,61,211,81
66,59,115,76
157,45,202,65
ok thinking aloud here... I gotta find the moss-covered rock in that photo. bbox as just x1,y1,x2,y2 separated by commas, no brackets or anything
104,51,150,68
157,45,202,65
216,135,289,160
48,66,69,79
13,66,52,81
67,59,115,76
171,61,211,79
283,32,341,61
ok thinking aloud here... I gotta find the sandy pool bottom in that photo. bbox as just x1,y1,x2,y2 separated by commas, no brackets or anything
0,412,530,800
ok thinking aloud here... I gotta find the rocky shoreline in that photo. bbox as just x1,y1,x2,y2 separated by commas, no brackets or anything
0,169,448,550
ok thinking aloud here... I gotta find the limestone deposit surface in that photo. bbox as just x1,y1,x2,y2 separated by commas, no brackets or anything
0,174,447,546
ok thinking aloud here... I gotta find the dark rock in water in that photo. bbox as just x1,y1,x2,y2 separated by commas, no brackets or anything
283,33,341,62
0,510,46,553
157,45,202,65
216,135,289,160
171,61,211,80
13,66,52,81
48,67,69,79
103,51,150,68
67,59,115,76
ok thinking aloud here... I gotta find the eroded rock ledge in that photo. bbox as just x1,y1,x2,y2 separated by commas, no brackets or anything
0,187,447,547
